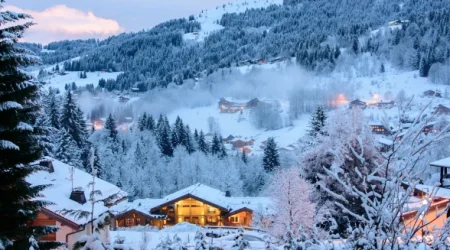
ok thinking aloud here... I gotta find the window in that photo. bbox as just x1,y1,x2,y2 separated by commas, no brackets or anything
207,206,216,213
136,218,141,224
230,216,239,223
125,218,134,226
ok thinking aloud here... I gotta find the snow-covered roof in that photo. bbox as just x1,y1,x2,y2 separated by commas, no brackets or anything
226,197,273,215
430,157,450,168
152,183,229,210
110,198,164,217
147,183,272,215
378,137,393,146
414,184,450,199
27,157,127,225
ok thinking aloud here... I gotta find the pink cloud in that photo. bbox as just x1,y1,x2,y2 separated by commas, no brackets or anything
5,5,123,44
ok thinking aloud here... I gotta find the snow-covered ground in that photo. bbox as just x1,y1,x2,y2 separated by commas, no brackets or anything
111,223,267,250
184,0,283,42
38,71,122,92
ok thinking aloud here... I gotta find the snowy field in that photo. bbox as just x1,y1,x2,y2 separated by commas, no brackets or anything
111,223,267,250
39,71,122,92
184,0,283,42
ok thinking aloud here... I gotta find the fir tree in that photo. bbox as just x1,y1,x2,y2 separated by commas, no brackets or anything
88,146,102,178
308,106,327,138
380,63,385,73
194,129,199,142
60,91,86,147
0,5,61,248
146,114,155,131
138,112,147,131
241,150,248,164
104,113,118,141
197,131,209,154
219,136,227,159
352,37,359,54
45,88,60,129
157,115,173,157
183,125,195,154
262,137,280,172
210,134,221,155
55,129,82,169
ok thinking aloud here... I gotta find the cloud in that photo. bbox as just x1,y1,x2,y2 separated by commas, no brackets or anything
4,5,123,44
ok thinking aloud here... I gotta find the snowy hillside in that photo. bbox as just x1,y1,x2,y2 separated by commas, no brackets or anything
184,0,283,41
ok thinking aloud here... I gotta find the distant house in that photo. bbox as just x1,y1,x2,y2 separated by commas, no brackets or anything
377,138,393,152
349,99,367,109
423,90,442,98
369,122,391,135
223,135,235,143
231,139,255,149
111,184,272,229
377,100,395,109
435,104,450,116
27,158,127,249
118,96,130,103
219,98,261,113
269,57,288,64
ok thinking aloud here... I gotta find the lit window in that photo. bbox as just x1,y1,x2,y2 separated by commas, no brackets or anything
125,218,134,226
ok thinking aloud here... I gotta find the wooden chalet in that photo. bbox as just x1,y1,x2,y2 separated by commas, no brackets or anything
231,139,255,149
27,158,127,249
377,137,393,153
423,90,442,98
219,98,260,113
349,99,367,109
369,122,391,135
111,184,272,229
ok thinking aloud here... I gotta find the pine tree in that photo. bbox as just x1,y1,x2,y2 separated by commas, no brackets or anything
104,113,118,141
210,134,221,155
88,146,102,178
183,125,195,154
146,115,155,131
45,88,60,129
194,129,199,142
241,150,248,164
308,106,327,138
262,137,280,172
60,91,86,147
380,63,385,73
157,115,173,157
352,37,359,54
55,129,82,169
0,5,61,248
197,131,209,154
219,136,227,159
138,113,147,131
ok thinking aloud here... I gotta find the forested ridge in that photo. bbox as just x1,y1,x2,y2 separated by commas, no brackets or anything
23,0,450,90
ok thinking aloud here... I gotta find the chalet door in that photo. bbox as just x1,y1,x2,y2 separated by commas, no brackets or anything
184,217,190,223
192,217,199,225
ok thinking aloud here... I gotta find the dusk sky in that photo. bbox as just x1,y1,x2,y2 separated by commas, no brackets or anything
6,0,233,44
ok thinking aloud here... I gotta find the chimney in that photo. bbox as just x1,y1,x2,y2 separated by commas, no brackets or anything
225,191,231,197
39,160,54,173
70,188,87,204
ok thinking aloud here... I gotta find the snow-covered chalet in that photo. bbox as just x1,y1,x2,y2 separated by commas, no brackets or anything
27,157,127,249
111,183,272,229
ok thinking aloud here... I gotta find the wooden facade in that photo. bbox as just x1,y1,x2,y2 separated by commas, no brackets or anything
148,196,254,228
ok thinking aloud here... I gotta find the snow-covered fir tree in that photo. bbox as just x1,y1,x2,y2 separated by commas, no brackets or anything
104,113,118,141
262,137,279,172
231,228,251,250
55,129,82,169
0,3,62,248
308,105,327,138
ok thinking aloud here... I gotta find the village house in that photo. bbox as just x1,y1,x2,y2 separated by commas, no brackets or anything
377,100,395,109
423,90,442,98
349,99,367,109
27,158,127,249
377,137,393,153
223,135,235,143
434,104,450,116
369,122,391,135
111,184,272,229
219,98,260,113
231,139,255,150
118,96,130,103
